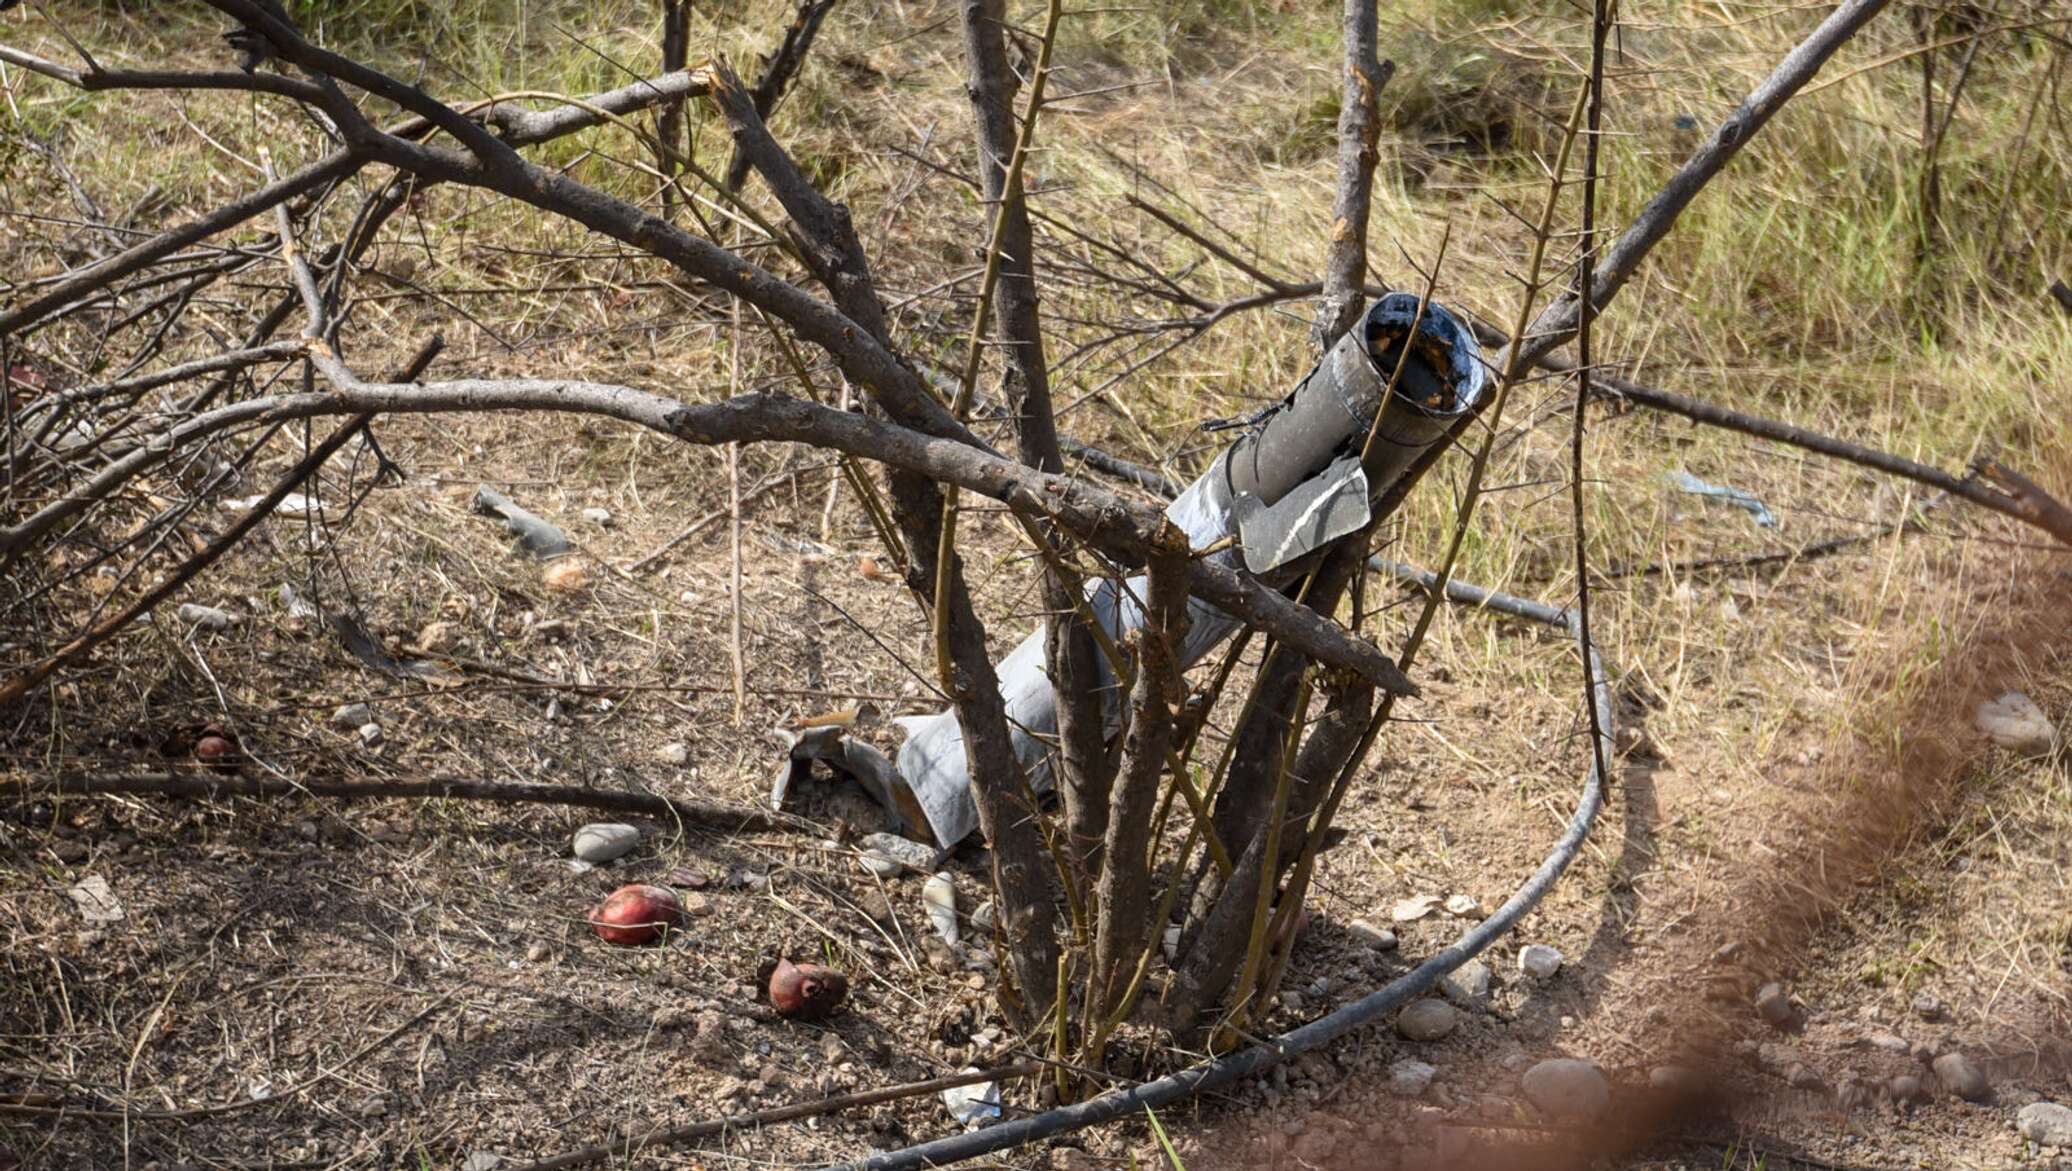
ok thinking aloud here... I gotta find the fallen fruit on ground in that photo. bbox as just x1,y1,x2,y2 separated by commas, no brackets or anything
767,957,850,1019
589,883,683,946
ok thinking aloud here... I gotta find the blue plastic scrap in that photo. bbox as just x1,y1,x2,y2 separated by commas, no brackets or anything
1668,470,1777,528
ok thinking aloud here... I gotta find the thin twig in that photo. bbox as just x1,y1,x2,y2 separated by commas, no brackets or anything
26,773,816,835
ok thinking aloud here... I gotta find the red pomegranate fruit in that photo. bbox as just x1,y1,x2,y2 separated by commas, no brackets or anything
588,883,683,946
768,957,849,1020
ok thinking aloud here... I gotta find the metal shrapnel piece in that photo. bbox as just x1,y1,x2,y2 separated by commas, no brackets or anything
1233,455,1370,574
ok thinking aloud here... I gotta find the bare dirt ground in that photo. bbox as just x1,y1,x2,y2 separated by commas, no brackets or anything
4,1,2071,1169
6,406,2068,1171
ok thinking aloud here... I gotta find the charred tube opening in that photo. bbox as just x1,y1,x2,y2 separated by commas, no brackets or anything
1221,292,1486,508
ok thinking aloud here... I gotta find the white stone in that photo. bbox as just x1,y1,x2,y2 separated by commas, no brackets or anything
1391,893,1442,922
176,603,236,631
1388,1059,1436,1097
2018,1102,2072,1148
1976,691,2056,756
655,742,689,765
1349,919,1398,950
923,872,959,945
1519,944,1564,979
332,702,372,728
580,507,613,527
571,822,640,863
1443,894,1482,917
1521,1058,1610,1119
356,722,384,747
1440,960,1492,1008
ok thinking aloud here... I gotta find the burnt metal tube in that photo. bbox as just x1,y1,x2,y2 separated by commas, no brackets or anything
1223,292,1485,508
860,297,1483,846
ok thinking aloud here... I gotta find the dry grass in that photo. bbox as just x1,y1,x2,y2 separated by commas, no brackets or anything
3,0,2070,1167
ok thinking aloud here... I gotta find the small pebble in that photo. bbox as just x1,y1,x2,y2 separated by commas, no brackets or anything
2017,1102,2072,1148
1440,960,1492,1009
1395,999,1458,1042
1521,1058,1610,1119
580,507,613,527
655,743,689,766
1889,1074,1925,1103
571,822,640,863
922,872,959,945
1388,1059,1436,1097
1933,1052,1990,1102
1754,982,1793,1027
1443,894,1481,917
331,702,372,728
1349,919,1398,950
1911,991,1946,1021
356,722,384,747
1975,691,2056,755
525,942,549,963
1518,944,1563,979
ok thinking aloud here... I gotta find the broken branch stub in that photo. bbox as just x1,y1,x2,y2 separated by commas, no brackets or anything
876,296,1485,847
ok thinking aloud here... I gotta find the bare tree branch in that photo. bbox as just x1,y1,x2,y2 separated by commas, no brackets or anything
1312,0,1393,350
1510,0,1894,366
722,0,840,193
1089,524,1189,1015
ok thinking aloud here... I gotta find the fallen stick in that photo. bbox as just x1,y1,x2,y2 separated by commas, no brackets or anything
1584,367,2072,548
507,1061,1040,1171
22,773,814,836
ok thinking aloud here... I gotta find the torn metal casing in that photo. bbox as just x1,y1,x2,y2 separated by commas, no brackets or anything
1232,454,1370,574
769,724,927,835
795,296,1487,847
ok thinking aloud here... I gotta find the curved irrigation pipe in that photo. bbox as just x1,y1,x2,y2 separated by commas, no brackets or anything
820,516,1614,1169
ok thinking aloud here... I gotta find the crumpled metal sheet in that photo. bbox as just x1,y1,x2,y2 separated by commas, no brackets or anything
858,297,1489,847
1233,454,1370,574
